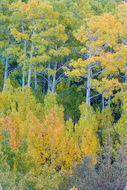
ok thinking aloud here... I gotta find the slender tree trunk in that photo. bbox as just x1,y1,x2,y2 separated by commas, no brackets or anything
28,63,32,87
108,96,111,107
22,39,26,89
124,40,127,83
22,69,25,90
22,24,26,89
108,48,112,105
102,91,105,112
125,58,127,84
52,62,57,93
3,36,10,92
48,62,50,91
108,74,111,107
86,47,92,105
28,41,34,87
43,73,46,95
86,66,91,105
34,71,37,89
28,20,35,87
3,57,9,91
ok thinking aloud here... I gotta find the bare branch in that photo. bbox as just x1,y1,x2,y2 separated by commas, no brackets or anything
90,92,103,100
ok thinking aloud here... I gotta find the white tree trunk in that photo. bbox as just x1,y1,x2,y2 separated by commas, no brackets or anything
28,21,35,87
3,57,8,92
52,62,57,93
22,69,25,90
22,39,26,89
125,58,127,84
22,25,26,89
102,91,105,112
86,47,92,105
108,96,111,107
3,37,10,91
48,62,51,91
34,71,37,89
43,72,46,95
108,74,111,107
108,49,112,104
28,41,34,87
28,63,32,87
86,66,91,105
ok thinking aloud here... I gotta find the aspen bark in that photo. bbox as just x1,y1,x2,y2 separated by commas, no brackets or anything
3,57,8,92
22,25,26,89
28,21,35,87
86,47,92,105
86,66,91,105
3,37,10,92
48,62,51,91
108,74,111,107
125,58,127,84
52,62,57,93
22,39,26,89
102,91,105,112
108,48,112,105
108,96,111,107
34,71,37,89
28,63,32,87
43,73,46,95
28,41,34,87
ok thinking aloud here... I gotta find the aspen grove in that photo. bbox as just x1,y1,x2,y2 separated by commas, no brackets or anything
0,0,127,189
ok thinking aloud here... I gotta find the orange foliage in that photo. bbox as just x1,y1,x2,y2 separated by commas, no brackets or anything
40,109,81,172
0,112,22,152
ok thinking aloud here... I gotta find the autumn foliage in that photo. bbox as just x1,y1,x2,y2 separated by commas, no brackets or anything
0,83,99,175
0,0,127,189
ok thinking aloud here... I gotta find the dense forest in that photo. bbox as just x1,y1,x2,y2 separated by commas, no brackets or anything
0,0,127,189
